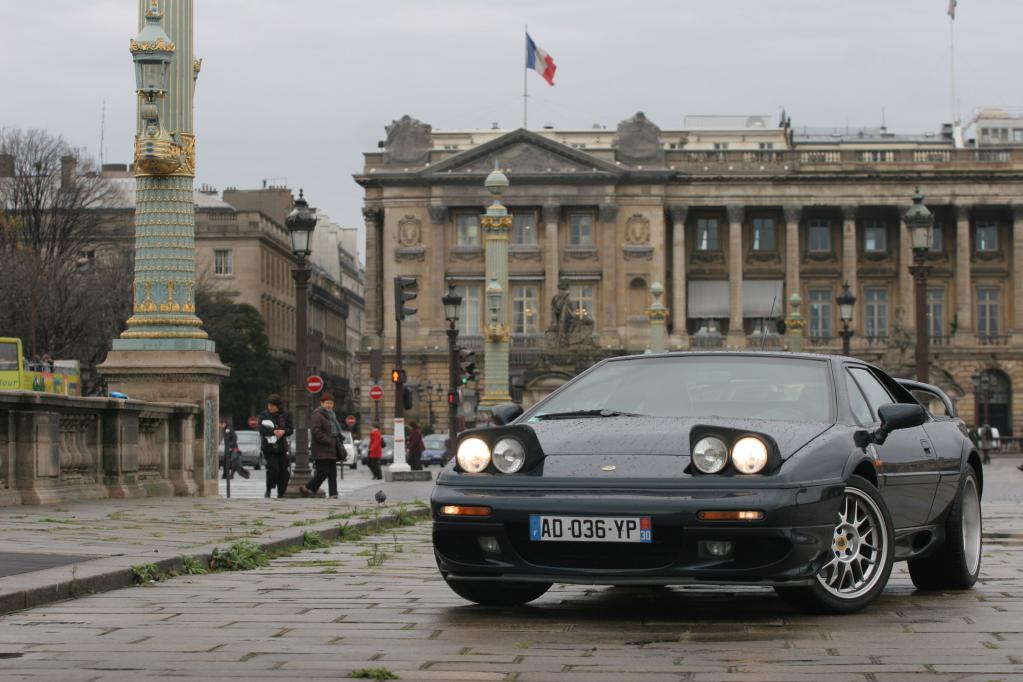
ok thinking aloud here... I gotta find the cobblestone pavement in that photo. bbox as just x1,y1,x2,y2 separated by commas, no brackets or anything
0,460,1021,681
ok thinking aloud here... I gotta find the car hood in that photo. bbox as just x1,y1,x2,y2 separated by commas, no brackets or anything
527,416,832,460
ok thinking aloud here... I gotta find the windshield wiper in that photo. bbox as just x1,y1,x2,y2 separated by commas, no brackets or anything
533,409,643,421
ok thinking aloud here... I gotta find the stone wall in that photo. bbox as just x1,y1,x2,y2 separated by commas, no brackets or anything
0,392,201,506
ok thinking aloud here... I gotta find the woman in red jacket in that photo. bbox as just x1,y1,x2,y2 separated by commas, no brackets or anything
368,424,383,480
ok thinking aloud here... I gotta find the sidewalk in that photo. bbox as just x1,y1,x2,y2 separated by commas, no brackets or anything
0,476,436,614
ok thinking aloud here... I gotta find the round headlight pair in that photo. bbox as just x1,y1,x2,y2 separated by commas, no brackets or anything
456,437,526,474
692,436,768,475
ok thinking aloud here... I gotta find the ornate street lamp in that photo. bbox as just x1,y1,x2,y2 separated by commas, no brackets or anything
971,372,992,427
285,190,317,496
905,189,934,383
442,284,462,463
836,281,856,356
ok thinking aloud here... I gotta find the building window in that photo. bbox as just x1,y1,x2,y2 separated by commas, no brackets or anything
929,223,944,252
863,221,887,252
214,249,233,276
713,142,728,150
758,142,774,150
864,287,889,338
569,284,595,320
1014,129,1023,143
808,288,832,340
976,220,998,252
511,285,539,334
455,213,480,247
927,287,944,337
977,287,1001,337
568,213,593,247
807,220,831,253
455,285,481,336
696,218,719,251
751,217,776,251
512,211,538,246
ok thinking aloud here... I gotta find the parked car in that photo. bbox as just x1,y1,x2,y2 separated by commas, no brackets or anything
218,430,263,469
422,433,449,466
433,352,983,614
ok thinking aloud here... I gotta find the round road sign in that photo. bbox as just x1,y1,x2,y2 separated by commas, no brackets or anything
306,375,324,393
369,385,384,401
345,415,357,428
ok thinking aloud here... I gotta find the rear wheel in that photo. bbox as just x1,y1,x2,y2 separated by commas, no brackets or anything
443,576,551,606
775,475,894,614
908,465,982,590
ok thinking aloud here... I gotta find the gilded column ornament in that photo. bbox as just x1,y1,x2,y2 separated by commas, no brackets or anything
479,164,513,409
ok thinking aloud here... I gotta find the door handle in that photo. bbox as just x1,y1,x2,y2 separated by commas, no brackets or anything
920,439,932,454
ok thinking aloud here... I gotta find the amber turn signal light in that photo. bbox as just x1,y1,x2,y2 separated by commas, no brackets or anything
440,505,492,517
697,510,764,521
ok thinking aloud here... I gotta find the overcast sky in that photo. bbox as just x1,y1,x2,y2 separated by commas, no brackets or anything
3,1,1020,264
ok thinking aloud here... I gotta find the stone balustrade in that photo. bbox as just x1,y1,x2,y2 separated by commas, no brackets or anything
0,392,202,506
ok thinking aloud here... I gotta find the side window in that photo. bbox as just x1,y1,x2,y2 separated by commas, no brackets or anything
848,367,894,420
845,372,874,426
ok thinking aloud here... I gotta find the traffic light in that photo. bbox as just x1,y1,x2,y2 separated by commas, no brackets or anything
447,390,459,406
458,348,477,385
390,368,406,384
394,276,418,321
403,386,414,411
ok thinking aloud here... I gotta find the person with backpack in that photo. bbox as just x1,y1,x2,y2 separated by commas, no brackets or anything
258,394,293,498
301,392,345,498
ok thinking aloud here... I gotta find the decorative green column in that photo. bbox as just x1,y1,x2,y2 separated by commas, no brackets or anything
786,293,806,353
113,0,211,351
479,165,513,411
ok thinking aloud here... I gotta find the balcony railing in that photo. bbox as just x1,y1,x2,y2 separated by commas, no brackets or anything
807,335,835,346
864,335,889,347
747,334,783,349
691,334,725,349
929,335,951,346
978,334,1010,346
666,147,1023,173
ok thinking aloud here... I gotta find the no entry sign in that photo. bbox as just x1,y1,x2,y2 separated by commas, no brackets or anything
306,375,324,393
369,385,384,401
345,415,357,428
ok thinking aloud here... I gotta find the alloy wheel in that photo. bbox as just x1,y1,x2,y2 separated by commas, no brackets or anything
961,474,982,575
815,486,889,599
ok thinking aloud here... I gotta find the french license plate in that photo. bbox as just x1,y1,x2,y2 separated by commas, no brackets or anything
529,515,652,543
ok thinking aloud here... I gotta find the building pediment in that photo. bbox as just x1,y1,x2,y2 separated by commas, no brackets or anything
423,129,623,179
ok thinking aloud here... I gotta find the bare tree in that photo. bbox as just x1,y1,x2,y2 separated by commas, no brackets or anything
0,128,129,386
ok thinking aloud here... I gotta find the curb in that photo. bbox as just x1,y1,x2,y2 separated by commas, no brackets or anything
0,505,432,616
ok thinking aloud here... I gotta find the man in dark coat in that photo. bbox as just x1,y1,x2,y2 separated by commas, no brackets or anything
407,420,425,471
258,394,293,498
220,417,250,480
301,392,343,498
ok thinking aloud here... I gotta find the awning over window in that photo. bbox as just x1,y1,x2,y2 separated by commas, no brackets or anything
687,280,785,318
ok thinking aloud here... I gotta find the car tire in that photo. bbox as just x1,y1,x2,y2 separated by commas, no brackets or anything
442,576,552,606
775,475,894,615
907,465,982,591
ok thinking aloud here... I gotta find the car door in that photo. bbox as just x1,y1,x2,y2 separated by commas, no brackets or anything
845,366,939,529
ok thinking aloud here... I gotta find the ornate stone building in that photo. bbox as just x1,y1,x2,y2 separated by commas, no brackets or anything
356,113,1023,437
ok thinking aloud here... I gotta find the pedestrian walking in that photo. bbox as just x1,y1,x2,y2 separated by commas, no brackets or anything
407,420,425,471
220,418,250,480
258,394,293,498
368,423,383,480
301,393,345,498
979,423,994,465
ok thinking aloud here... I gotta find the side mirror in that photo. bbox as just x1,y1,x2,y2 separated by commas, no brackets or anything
491,402,524,426
875,403,927,443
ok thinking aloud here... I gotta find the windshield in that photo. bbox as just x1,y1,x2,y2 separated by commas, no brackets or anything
424,435,447,449
531,355,833,423
0,343,19,371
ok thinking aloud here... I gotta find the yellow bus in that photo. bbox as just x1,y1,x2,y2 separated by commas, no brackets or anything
0,337,81,396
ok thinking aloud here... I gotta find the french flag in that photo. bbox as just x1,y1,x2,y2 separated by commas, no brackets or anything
526,32,556,86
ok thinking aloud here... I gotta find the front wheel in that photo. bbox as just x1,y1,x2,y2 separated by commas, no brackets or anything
775,475,894,614
908,465,982,590
443,576,551,606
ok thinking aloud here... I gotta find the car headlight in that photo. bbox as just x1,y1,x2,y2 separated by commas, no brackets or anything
692,436,728,474
731,436,768,474
456,437,491,473
492,438,526,474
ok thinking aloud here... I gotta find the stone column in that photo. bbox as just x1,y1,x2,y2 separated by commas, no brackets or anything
363,207,384,343
542,205,560,330
479,169,513,411
784,205,802,302
726,205,745,347
1013,206,1023,341
898,209,915,332
599,203,618,336
954,205,973,345
669,205,688,347
841,206,859,333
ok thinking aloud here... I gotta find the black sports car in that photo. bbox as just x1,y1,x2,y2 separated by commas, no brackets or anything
431,352,983,614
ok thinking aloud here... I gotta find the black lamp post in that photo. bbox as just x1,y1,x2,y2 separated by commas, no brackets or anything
285,190,317,496
442,284,462,463
836,281,856,356
905,189,935,383
971,372,992,427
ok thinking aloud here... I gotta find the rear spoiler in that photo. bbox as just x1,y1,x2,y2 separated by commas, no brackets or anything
897,378,957,418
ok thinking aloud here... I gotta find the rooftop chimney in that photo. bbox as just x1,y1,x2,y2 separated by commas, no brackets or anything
60,155,77,189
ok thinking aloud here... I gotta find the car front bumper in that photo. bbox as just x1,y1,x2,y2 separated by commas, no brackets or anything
432,481,843,587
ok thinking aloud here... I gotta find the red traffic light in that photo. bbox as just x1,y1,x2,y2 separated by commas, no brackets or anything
447,391,458,406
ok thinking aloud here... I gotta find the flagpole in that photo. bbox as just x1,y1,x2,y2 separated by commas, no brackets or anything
949,13,957,128
523,24,529,129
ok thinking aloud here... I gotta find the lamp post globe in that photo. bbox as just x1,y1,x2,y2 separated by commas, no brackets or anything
905,189,934,382
836,281,856,356
442,283,462,463
285,189,317,257
443,284,462,324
